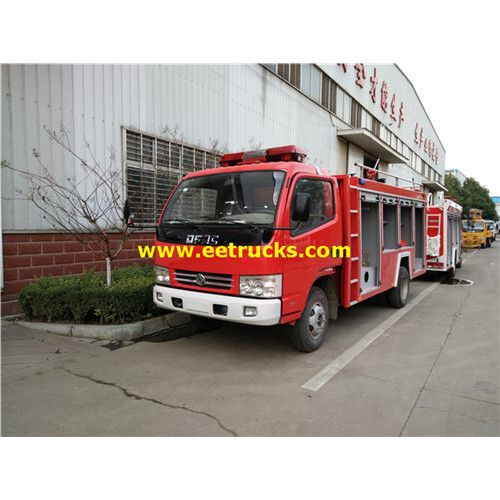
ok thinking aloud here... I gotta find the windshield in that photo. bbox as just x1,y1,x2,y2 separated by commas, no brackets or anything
462,220,484,232
161,170,286,226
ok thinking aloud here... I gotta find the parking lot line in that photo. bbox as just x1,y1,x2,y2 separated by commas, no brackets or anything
301,281,442,392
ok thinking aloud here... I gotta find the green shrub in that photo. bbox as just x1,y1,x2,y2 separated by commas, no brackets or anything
18,265,160,324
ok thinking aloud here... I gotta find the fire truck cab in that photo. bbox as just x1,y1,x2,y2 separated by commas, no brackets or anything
152,145,428,352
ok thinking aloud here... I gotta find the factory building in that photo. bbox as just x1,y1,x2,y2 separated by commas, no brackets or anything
1,63,446,314
445,168,468,185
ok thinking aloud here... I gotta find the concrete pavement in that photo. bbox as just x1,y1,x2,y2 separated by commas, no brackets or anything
1,244,499,436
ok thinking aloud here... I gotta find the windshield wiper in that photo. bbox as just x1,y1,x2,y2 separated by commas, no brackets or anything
216,219,265,231
159,219,206,229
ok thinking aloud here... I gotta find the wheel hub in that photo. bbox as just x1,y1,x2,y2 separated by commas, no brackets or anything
308,303,326,339
401,276,409,302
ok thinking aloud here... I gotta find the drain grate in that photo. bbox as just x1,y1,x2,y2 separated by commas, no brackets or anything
442,278,474,285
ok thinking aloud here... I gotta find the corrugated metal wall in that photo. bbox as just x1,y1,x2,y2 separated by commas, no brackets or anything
2,63,344,232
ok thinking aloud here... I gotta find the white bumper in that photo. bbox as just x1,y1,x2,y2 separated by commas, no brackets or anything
153,285,282,326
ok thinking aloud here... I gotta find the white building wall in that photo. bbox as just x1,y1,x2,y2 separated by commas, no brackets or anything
2,63,442,233
2,63,348,232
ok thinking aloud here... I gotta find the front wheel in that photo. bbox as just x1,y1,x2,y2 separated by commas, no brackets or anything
387,266,410,308
290,286,329,352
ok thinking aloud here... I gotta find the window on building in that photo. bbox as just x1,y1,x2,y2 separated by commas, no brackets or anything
418,157,424,175
290,64,301,88
351,101,362,128
311,66,321,101
301,64,311,95
277,63,301,88
262,63,277,72
300,64,321,102
336,87,352,123
364,111,373,131
125,130,220,225
321,76,337,113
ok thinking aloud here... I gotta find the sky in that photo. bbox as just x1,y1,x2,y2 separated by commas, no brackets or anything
401,63,500,195
4,2,499,196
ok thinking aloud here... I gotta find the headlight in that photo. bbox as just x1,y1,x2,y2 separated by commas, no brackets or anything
239,274,282,298
155,266,170,285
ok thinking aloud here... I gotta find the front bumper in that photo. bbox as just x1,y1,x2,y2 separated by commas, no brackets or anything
153,285,282,326
463,235,482,248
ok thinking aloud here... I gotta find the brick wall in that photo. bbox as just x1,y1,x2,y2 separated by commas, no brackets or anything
1,232,155,316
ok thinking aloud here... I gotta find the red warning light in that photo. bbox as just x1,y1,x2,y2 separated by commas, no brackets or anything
220,145,307,167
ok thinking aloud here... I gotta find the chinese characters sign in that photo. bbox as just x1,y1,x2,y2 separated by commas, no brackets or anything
415,123,439,163
337,63,438,165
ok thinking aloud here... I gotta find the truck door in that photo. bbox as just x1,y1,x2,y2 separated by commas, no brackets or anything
281,176,340,317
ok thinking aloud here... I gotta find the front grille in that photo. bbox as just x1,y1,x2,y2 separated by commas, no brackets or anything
174,269,234,290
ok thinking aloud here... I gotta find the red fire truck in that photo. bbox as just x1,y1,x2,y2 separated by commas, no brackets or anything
151,145,428,352
426,193,463,276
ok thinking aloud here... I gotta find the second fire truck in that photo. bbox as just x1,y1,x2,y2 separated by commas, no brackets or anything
426,193,463,275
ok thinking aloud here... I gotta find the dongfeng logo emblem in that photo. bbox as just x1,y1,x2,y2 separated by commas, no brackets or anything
195,274,206,286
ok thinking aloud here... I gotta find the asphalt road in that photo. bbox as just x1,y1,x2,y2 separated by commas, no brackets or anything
2,245,499,437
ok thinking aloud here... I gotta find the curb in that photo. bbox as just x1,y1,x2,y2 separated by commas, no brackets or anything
16,312,195,341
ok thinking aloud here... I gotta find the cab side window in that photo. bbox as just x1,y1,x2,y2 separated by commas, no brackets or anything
291,178,334,236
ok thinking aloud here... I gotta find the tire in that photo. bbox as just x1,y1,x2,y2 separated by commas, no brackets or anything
290,286,329,352
387,266,410,308
447,261,456,278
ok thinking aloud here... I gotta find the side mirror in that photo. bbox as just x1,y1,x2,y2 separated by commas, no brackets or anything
291,192,311,222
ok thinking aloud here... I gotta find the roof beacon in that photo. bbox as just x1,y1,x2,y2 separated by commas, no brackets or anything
220,145,306,167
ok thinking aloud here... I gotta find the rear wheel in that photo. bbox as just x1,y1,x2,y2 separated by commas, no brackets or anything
447,261,456,277
290,287,329,352
387,266,410,308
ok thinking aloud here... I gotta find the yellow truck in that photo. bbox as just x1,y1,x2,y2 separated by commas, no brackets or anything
462,209,489,248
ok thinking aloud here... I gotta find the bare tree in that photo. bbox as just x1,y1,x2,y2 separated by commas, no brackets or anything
3,126,133,286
